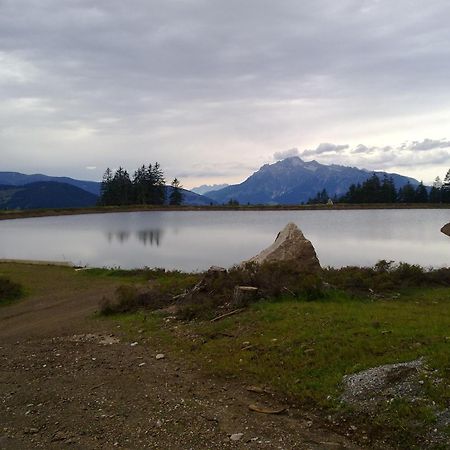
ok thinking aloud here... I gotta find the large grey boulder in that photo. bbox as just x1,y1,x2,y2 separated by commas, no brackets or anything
243,222,321,272
441,222,450,237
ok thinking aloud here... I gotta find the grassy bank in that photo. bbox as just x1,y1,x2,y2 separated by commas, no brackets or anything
114,287,450,449
102,263,450,449
1,202,449,221
2,261,449,448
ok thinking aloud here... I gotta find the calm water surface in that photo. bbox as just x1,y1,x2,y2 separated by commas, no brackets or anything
0,210,448,271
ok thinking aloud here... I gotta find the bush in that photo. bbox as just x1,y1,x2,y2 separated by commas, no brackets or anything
0,277,22,303
323,261,450,296
99,285,172,315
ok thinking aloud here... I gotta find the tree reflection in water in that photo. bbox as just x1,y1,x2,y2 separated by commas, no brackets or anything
106,231,130,243
136,229,163,246
106,229,163,246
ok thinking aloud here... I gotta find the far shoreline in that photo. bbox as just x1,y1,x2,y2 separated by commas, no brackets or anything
0,203,449,221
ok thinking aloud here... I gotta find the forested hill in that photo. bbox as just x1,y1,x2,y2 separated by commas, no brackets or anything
0,182,99,209
0,172,101,196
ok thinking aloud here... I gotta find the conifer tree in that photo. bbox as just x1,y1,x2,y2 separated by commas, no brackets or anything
429,177,442,203
414,182,428,203
443,169,450,202
169,178,183,205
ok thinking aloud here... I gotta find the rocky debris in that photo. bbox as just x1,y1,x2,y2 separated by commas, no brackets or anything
341,359,424,410
230,432,244,441
243,222,321,272
155,353,165,360
441,222,450,237
61,333,120,345
232,286,258,307
341,359,450,447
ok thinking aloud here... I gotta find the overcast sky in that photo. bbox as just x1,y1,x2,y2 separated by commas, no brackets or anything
1,0,449,188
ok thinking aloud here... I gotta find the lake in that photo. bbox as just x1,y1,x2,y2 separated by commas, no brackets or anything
0,210,449,271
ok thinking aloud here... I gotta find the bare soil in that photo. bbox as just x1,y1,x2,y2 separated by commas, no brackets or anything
0,264,362,449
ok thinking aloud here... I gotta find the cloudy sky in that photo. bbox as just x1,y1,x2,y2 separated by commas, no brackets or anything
1,0,449,188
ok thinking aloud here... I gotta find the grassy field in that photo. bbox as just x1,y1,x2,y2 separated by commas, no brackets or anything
2,262,449,448
106,266,450,449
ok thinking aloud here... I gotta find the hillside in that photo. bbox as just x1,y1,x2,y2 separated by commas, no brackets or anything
0,182,99,209
0,172,101,196
206,157,419,204
0,172,215,208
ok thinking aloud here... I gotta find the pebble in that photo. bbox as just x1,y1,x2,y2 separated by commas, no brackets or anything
156,354,165,360
230,433,243,441
130,342,138,347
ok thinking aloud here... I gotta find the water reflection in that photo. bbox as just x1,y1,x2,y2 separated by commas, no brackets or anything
0,210,448,271
136,229,163,246
106,231,130,243
106,229,163,246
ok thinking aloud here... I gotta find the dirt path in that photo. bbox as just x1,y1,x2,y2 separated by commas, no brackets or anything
0,264,362,449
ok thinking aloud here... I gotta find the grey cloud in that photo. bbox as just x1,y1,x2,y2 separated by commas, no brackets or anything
301,142,348,157
352,144,376,154
315,143,349,154
409,138,450,151
273,148,299,160
0,1,450,184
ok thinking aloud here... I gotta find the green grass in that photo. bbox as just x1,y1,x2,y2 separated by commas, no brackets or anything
116,285,450,448
1,261,448,447
172,289,449,405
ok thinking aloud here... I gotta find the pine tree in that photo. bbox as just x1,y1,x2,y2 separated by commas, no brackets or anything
112,167,133,205
429,177,442,203
398,182,416,203
414,182,428,203
150,162,165,205
380,175,397,203
169,178,183,205
443,169,450,203
99,168,113,205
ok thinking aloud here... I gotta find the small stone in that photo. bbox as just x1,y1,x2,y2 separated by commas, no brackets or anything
230,433,244,441
138,362,146,367
130,342,138,347
155,354,165,360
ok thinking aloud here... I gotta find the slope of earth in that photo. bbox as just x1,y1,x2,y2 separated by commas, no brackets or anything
0,182,99,210
0,263,359,449
206,157,419,204
0,172,101,196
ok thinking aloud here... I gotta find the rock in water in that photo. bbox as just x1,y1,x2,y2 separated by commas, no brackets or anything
441,223,450,237
244,222,321,272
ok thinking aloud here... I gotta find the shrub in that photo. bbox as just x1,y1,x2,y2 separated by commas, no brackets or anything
99,285,172,315
0,276,22,303
323,261,450,296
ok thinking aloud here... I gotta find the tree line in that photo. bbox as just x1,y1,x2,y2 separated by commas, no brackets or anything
99,163,183,206
308,170,450,204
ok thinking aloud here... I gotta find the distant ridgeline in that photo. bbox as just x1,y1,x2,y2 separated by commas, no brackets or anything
99,164,184,206
205,157,450,205
308,171,450,204
0,170,214,210
0,181,98,209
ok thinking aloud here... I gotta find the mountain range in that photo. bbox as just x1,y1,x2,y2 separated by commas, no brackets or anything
205,157,419,204
191,183,229,195
0,172,101,196
0,158,421,210
0,182,99,210
0,172,214,209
